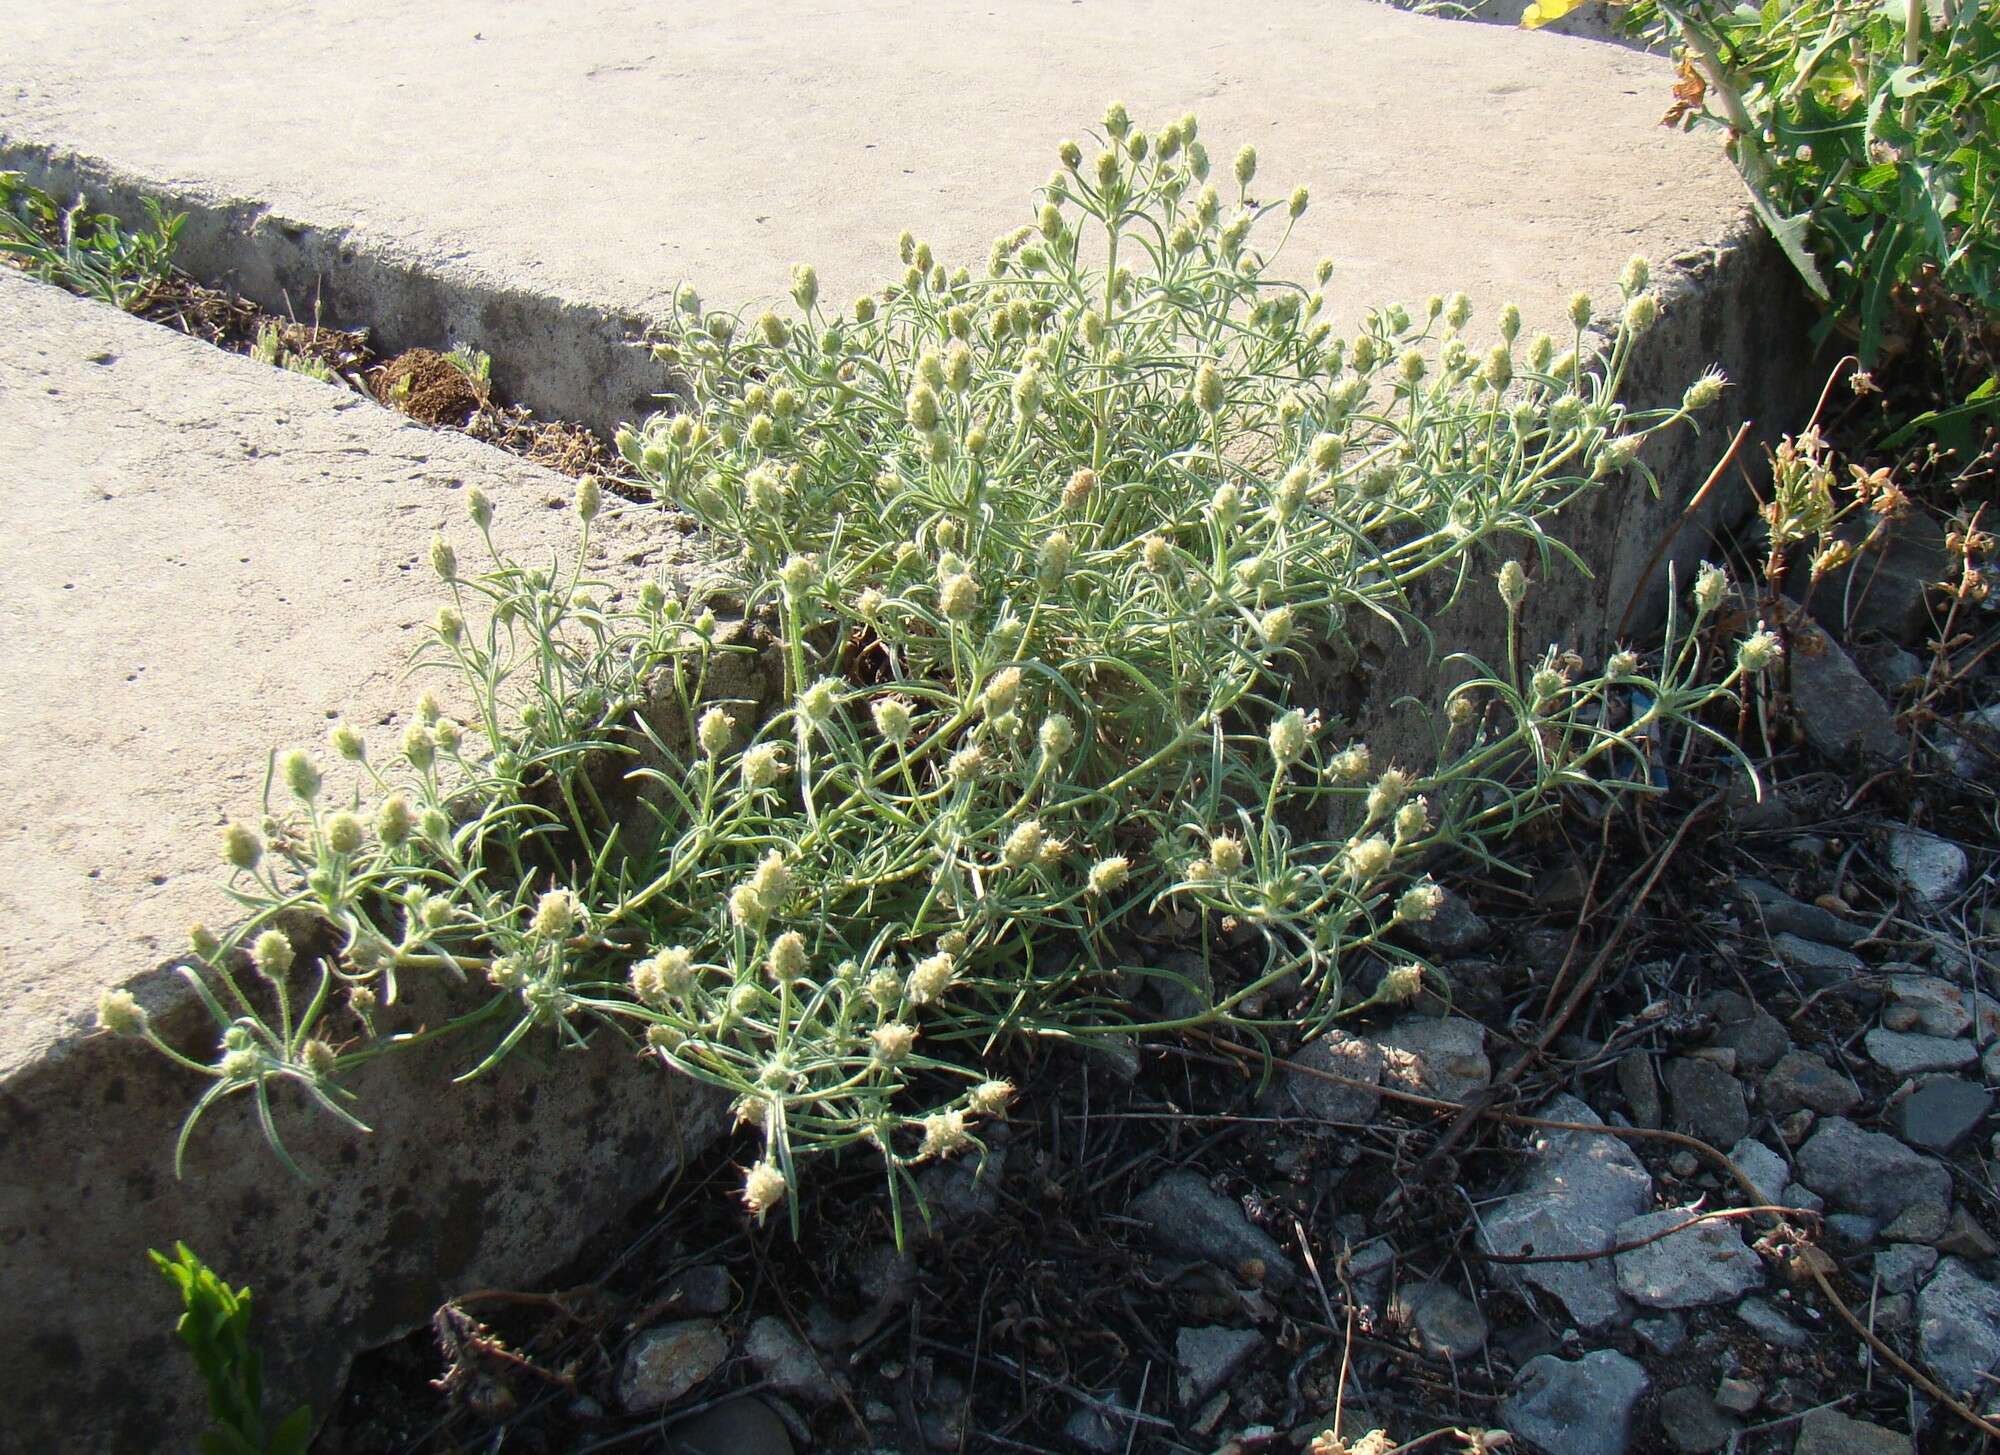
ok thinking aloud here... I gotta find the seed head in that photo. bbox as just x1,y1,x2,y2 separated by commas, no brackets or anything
1607,650,1640,680
742,1160,788,1219
1567,291,1593,329
1059,138,1083,170
1397,882,1444,923
254,928,295,978
983,666,1024,716
970,1079,1015,1116
1694,562,1728,613
741,742,788,789
790,262,819,313
1327,744,1370,783
1210,482,1242,528
420,806,451,842
906,382,941,433
1288,184,1309,219
404,723,437,770
1683,369,1727,411
799,677,841,724
220,1046,262,1082
920,1110,973,1160
1039,713,1076,759
867,968,904,1011
302,1039,339,1080
330,720,366,762
190,923,221,959
1259,606,1294,647
1141,535,1173,574
1037,530,1074,588
631,947,695,1007
281,749,322,802
749,850,794,910
326,811,365,856
1737,628,1783,674
1367,767,1412,817
1378,965,1425,1004
907,951,957,1005
1620,254,1651,296
1193,361,1225,415
1398,349,1426,387
730,884,767,927
1269,709,1310,765
575,475,602,523
1003,819,1047,869
376,794,414,847
1343,835,1394,881
1088,856,1131,896
97,988,148,1037
430,534,457,581
767,930,810,984
1233,145,1257,187
1483,344,1513,392
873,1021,917,1064
222,822,264,872
531,889,581,940
939,571,980,621
946,744,985,781
1498,559,1528,612
1207,834,1246,876
1012,363,1044,421
853,294,878,324
1394,797,1430,840
872,696,915,744
698,706,735,758
1062,468,1096,512
1622,291,1659,335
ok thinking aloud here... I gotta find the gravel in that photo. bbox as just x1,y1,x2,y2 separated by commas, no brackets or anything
1865,1028,1978,1075
1129,1170,1299,1291
1918,1257,2000,1400
1894,1076,1991,1153
1795,1117,1952,1224
1612,1208,1763,1309
1501,1349,1649,1455
617,1319,729,1413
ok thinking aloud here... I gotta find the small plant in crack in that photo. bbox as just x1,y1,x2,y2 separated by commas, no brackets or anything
0,170,183,310
106,107,1773,1236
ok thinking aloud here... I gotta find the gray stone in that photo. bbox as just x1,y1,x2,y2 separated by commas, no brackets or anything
1060,1405,1123,1455
1267,1030,1383,1123
1735,877,1867,947
1895,1077,1991,1153
1657,1385,1738,1453
1857,640,1924,696
1786,616,1904,762
1792,1407,1913,1455
1882,1198,1951,1244
1865,1028,1977,1076
744,1316,839,1406
1762,1049,1863,1116
1830,511,1950,642
1796,1118,1951,1224
665,1398,796,1455
1886,827,1968,909
1392,1280,1489,1360
661,1265,735,1318
618,1320,730,1413
1374,1014,1491,1102
1782,1182,1825,1214
1618,1053,1663,1128
1501,1350,1649,1455
1174,1326,1262,1408
1130,1171,1299,1291
1919,1258,2000,1400
1940,702,2000,781
1826,1213,1883,1248
1734,1295,1810,1350
1404,888,1490,953
1634,1311,1687,1354
1728,1137,1790,1205
1613,1207,1764,1308
1876,1244,1938,1295
1479,1094,1653,1329
1346,1238,1397,1307
1663,1056,1750,1146
1938,1206,2000,1261
1712,1376,1761,1414
1884,973,1976,1036
1704,989,1792,1071
1772,933,1868,989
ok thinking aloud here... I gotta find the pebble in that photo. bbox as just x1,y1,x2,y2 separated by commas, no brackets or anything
1796,1117,1951,1224
1876,1244,1939,1294
1938,1205,2000,1260
1478,1094,1654,1330
1727,1137,1789,1205
1884,973,1975,1036
1501,1350,1649,1455
1886,826,1968,908
1633,1311,1686,1355
1786,617,1903,761
1894,1076,1991,1153
617,1319,729,1413
744,1316,838,1405
1712,1375,1761,1414
1663,1057,1749,1146
1174,1326,1262,1408
1919,1258,2000,1398
1865,1027,1977,1075
1391,1280,1488,1360
1405,888,1490,953
1373,1014,1491,1102
1735,878,1866,946
1613,1207,1763,1308
1616,1054,1661,1128
1657,1385,1739,1454
1761,1050,1861,1116
1267,1031,1383,1123
1059,1405,1122,1455
1704,989,1791,1071
1772,933,1868,989
1792,1407,1913,1455
664,1397,794,1455
1734,1295,1810,1350
1129,1170,1299,1291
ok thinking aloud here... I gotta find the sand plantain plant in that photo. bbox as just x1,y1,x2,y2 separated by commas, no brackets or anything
149,1244,312,1455
100,107,1775,1235
0,171,182,310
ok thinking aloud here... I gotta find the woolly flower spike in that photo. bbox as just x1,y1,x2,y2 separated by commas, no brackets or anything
329,720,366,762
970,1080,1015,1116
1038,530,1074,588
1233,144,1257,187
1498,559,1528,612
729,884,767,928
741,742,789,789
1607,650,1641,680
325,811,365,856
939,572,981,622
281,749,322,802
1288,184,1309,219
1394,797,1430,841
303,1039,339,1080
1141,535,1173,574
97,987,148,1037
982,666,1024,714
920,1110,973,1160
767,930,810,985
1062,467,1096,512
1259,606,1294,648
698,706,735,758
742,1159,788,1220
1330,744,1372,783
1038,713,1076,759
1087,856,1131,896
430,534,457,582
222,822,264,872
872,1022,916,1064
1738,628,1783,674
1268,709,1310,765
376,794,414,847
1378,965,1425,1004
749,850,794,912
1397,882,1444,923
575,475,602,524
253,928,295,978
531,888,582,940
467,486,494,530
404,724,437,771
1683,369,1728,412
1208,834,1246,876
946,744,985,782
790,262,818,313
1366,767,1411,819
1343,835,1394,881
1193,361,1225,415
798,677,841,724
1003,819,1048,869
906,951,957,1006
1623,292,1659,335
631,946,695,1007
872,696,913,744
1621,254,1651,296
1567,291,1593,329
1694,562,1729,614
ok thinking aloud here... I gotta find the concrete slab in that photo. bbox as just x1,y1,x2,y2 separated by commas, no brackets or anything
0,269,726,1454
2,0,1751,434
